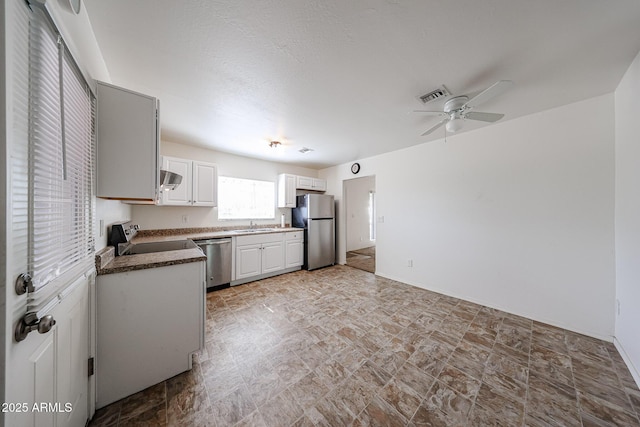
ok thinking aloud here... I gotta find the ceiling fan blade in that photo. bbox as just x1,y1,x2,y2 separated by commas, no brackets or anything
464,80,513,109
464,111,504,122
413,110,446,116
421,118,448,136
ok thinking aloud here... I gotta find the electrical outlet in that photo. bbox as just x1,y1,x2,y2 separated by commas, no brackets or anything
99,219,104,237
181,215,189,224
408,259,413,267
378,216,385,223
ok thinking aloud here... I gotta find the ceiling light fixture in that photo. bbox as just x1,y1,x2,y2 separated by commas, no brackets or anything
445,116,464,133
269,141,281,148
299,147,314,154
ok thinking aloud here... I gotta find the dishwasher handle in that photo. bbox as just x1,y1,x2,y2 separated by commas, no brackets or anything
195,238,232,246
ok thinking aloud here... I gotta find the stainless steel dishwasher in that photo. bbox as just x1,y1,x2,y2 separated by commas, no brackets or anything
195,238,232,291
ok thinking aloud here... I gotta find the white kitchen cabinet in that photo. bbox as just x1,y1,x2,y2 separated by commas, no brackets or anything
278,174,297,208
278,174,326,206
235,243,262,279
235,233,285,281
96,261,205,408
232,231,303,285
285,231,304,268
311,178,327,191
193,161,218,206
160,156,218,206
96,81,159,201
161,157,191,205
296,175,327,192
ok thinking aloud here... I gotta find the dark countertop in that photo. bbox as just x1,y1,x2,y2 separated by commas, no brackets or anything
130,226,303,243
96,227,303,275
95,246,206,275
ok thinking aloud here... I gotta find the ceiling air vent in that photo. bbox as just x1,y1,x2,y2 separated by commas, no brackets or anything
419,85,450,104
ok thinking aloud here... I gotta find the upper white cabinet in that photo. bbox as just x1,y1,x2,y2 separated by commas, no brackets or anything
96,81,159,201
277,173,326,207
278,174,297,208
160,156,218,206
192,161,218,206
296,176,327,191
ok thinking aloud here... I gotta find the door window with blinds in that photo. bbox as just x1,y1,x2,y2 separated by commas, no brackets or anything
15,4,96,309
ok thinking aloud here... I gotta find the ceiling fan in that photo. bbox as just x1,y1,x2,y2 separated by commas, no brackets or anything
415,80,513,136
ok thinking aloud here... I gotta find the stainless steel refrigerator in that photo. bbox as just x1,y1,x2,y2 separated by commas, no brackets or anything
292,194,335,270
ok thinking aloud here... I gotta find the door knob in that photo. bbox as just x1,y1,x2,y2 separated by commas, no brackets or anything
15,273,34,295
15,312,56,342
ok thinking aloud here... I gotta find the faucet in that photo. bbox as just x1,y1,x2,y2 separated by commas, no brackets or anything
249,220,255,229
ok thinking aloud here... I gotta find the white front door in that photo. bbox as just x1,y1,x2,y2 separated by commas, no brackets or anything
5,273,92,427
3,1,94,425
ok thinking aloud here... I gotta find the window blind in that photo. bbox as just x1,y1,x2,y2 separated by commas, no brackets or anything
21,4,96,312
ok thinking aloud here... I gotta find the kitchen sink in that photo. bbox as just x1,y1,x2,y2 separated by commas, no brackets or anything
121,239,198,255
230,228,276,233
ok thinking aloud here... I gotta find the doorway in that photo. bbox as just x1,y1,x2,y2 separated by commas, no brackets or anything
344,175,376,273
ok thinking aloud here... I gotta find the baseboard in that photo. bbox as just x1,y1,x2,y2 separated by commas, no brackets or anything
614,337,640,389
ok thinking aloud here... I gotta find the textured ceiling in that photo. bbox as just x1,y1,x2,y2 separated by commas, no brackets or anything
84,0,640,169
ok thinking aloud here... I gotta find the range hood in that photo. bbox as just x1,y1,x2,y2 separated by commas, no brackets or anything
159,169,183,191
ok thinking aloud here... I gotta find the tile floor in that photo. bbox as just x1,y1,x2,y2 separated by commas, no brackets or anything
90,265,640,426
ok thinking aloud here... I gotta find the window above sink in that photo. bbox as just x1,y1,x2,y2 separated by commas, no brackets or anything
218,176,275,220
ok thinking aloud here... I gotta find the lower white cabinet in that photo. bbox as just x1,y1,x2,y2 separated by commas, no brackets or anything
235,233,285,281
285,231,304,268
233,231,304,285
96,261,205,408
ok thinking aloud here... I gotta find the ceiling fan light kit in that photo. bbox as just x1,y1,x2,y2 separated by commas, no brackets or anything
415,80,513,136
446,117,464,133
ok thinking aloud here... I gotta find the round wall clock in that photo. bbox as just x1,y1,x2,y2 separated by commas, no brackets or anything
69,0,82,14
351,163,361,174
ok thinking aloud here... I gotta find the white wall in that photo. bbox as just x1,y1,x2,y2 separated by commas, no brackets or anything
614,49,640,384
130,140,319,230
345,175,376,252
321,94,616,340
95,199,131,250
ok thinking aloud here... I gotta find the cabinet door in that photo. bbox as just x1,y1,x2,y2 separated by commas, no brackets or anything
262,241,285,273
161,157,192,205
285,239,303,268
236,244,262,279
97,82,159,201
278,174,296,208
193,161,218,206
312,178,327,191
296,175,314,190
